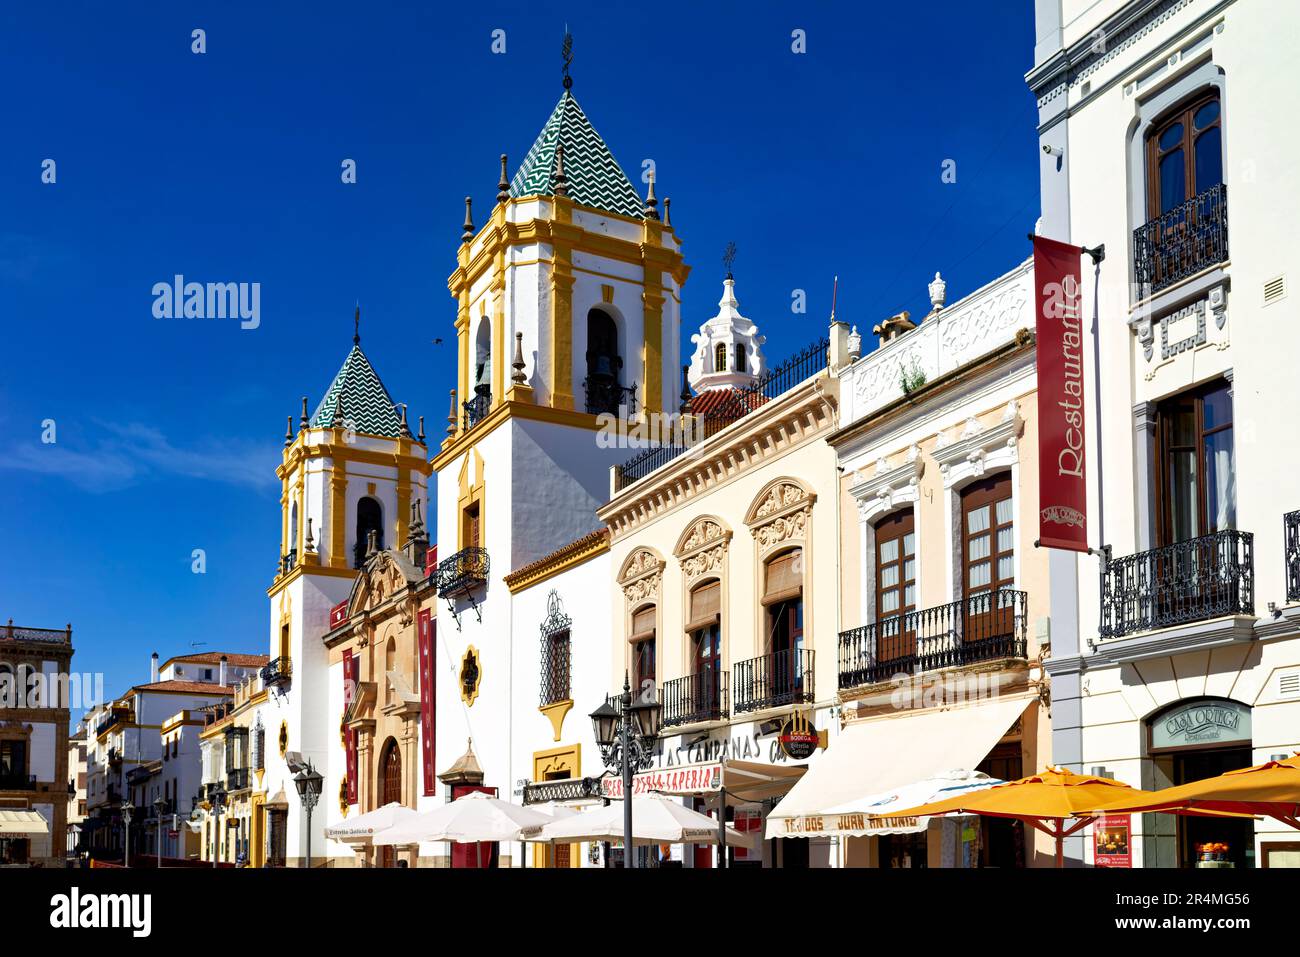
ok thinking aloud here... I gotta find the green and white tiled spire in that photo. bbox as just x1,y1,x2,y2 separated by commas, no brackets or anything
509,91,644,220
310,340,404,438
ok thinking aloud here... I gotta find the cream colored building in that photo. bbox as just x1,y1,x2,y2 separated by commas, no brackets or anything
597,298,845,867
767,264,1056,867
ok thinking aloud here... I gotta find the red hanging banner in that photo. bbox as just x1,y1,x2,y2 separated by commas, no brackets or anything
343,648,359,804
1033,235,1089,552
418,608,436,796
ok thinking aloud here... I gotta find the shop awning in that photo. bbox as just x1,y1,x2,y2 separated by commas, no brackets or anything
0,808,50,836
765,694,1034,839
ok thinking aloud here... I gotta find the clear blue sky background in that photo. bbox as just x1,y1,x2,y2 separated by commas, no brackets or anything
0,1,1039,718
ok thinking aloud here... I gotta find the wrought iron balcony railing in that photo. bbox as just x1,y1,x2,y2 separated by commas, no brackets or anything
616,336,829,491
260,656,291,686
838,589,1028,689
662,667,729,727
436,547,490,598
733,648,815,714
0,772,36,791
1133,183,1228,295
1099,529,1254,640
1286,510,1300,604
583,377,638,417
226,768,249,792
463,388,492,431
281,549,298,575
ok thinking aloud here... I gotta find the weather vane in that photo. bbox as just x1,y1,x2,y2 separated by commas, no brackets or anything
562,29,574,89
723,241,737,279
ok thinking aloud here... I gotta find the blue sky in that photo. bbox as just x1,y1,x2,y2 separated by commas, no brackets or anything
0,1,1039,715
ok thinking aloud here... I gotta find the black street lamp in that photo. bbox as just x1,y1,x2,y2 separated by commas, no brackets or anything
153,797,166,868
293,761,323,869
210,787,226,868
120,800,134,868
590,674,662,869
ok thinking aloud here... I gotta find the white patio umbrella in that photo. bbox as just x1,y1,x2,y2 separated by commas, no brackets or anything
821,769,1004,835
374,791,551,846
537,793,757,848
324,802,421,842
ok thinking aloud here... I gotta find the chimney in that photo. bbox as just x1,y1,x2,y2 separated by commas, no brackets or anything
150,652,159,683
219,655,228,687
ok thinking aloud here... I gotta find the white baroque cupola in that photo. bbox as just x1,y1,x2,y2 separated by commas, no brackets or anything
687,270,766,393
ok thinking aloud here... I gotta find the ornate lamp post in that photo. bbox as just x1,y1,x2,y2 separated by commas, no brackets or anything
153,797,166,868
590,674,663,868
120,800,134,868
293,761,324,869
210,786,226,868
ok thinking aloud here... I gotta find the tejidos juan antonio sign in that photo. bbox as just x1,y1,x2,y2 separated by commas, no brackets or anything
1032,235,1089,552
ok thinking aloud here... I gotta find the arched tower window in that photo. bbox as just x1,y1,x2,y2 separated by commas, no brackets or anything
474,317,492,396
355,496,383,568
714,342,728,373
584,308,627,415
734,343,747,375
288,503,299,570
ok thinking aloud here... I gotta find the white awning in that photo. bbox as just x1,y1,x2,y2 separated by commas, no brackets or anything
0,808,50,836
765,694,1033,839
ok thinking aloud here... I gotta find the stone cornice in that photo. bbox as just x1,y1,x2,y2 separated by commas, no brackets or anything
600,374,837,540
504,528,611,594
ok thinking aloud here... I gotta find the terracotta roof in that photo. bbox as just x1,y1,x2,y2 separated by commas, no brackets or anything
125,680,236,697
161,652,268,669
688,387,769,418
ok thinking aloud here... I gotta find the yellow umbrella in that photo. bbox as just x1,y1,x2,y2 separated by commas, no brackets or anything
1083,753,1300,830
880,766,1158,868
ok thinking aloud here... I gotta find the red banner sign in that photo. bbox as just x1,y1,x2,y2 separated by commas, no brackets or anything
418,608,436,796
601,762,723,799
1033,235,1089,552
343,649,358,804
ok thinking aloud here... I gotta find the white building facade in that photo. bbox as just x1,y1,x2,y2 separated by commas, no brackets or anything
1029,0,1300,867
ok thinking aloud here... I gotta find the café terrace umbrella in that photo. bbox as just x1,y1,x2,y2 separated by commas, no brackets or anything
373,791,551,846
1082,752,1300,829
536,793,757,848
879,767,1158,868
323,802,421,843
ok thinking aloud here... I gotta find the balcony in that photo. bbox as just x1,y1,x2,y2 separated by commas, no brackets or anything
107,747,122,766
463,387,491,431
226,768,249,792
260,656,291,686
1286,510,1300,604
1099,529,1254,640
1133,183,1228,296
839,589,1028,689
662,667,729,727
733,648,815,714
436,547,490,599
0,772,36,791
280,549,298,575
616,335,829,491
583,376,638,417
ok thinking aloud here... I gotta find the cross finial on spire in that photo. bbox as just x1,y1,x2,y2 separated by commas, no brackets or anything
723,241,737,280
354,303,361,346
562,29,574,90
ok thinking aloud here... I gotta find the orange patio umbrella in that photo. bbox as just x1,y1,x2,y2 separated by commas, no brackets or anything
879,766,1165,868
1083,753,1300,830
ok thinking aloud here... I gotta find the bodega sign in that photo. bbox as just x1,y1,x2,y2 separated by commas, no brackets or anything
1032,236,1088,552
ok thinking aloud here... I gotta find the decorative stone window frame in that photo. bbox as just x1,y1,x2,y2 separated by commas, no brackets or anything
931,401,1024,602
745,478,817,657
674,516,732,678
849,445,924,628
618,547,665,683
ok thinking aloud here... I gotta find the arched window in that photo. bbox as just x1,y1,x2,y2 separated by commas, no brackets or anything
686,580,723,720
288,502,299,570
1147,90,1222,217
584,308,624,415
629,604,656,701
384,638,397,705
734,343,747,375
762,549,805,702
474,318,492,395
355,496,383,568
714,342,728,373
